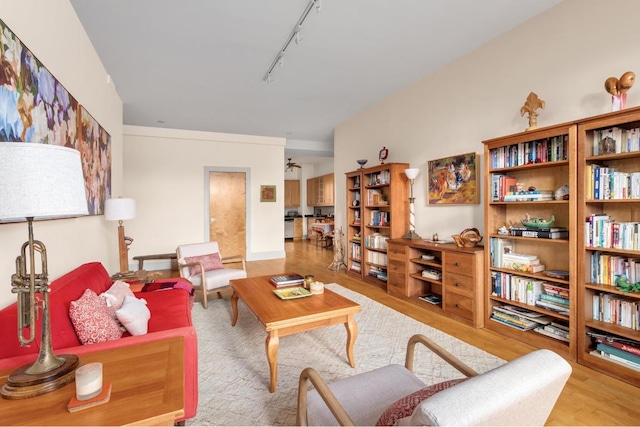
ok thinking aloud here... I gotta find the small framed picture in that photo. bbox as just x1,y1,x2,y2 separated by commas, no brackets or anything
260,185,276,202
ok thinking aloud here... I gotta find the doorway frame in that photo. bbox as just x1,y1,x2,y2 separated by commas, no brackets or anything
203,166,251,258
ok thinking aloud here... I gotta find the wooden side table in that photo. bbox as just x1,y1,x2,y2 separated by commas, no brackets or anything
0,337,185,426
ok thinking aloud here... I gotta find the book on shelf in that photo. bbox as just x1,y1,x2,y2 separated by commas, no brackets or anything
503,190,554,202
421,268,442,280
539,293,570,307
269,274,305,287
490,237,515,268
534,326,570,342
589,350,640,372
588,331,640,357
502,253,545,273
489,314,538,331
492,305,554,324
509,227,569,239
419,294,442,305
535,299,570,315
596,342,640,365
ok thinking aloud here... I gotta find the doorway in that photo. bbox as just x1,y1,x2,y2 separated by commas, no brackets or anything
208,170,247,259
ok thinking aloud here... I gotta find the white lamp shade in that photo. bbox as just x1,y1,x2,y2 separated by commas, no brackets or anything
104,198,136,221
404,168,420,180
0,142,89,222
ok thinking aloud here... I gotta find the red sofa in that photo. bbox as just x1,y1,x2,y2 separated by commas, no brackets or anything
0,262,198,422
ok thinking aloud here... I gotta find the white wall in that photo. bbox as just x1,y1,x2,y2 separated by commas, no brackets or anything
123,126,286,261
0,0,124,309
334,0,640,241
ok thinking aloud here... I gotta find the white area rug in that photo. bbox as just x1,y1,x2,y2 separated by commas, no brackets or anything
187,284,504,426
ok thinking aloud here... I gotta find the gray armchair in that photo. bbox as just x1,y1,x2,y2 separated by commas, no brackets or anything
296,334,571,426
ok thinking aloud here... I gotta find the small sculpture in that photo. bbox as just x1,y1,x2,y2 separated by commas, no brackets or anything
520,92,545,131
328,227,347,271
521,213,555,229
605,71,635,111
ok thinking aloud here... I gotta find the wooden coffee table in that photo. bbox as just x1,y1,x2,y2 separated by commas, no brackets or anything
230,275,361,392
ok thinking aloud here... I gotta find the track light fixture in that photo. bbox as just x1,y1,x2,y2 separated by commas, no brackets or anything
263,0,321,83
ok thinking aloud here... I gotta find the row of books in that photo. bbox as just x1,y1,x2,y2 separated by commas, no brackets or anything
368,210,390,226
349,261,362,273
588,252,640,286
368,266,387,281
587,164,640,200
592,126,640,156
490,271,570,311
509,226,569,239
488,135,568,169
367,171,390,186
365,233,388,249
490,175,556,202
349,242,362,261
366,250,387,266
588,332,640,372
584,213,640,250
367,189,386,205
592,293,640,330
503,190,554,202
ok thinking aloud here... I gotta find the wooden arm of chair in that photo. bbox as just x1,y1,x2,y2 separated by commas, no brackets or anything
221,255,246,270
296,367,354,427
405,334,479,378
177,261,207,287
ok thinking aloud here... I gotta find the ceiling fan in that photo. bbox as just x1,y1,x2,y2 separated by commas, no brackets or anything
285,158,302,171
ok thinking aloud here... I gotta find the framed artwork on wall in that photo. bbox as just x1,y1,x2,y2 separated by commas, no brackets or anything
427,152,479,205
260,185,276,202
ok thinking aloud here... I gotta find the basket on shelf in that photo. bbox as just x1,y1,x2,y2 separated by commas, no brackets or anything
452,228,483,248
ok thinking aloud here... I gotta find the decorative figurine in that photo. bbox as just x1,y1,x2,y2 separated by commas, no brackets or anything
521,213,555,229
378,146,389,164
328,227,347,271
520,92,545,131
605,71,635,111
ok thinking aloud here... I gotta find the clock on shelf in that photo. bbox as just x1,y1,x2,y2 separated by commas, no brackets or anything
379,146,389,164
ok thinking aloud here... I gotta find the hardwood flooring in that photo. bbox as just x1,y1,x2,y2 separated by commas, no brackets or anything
222,240,640,425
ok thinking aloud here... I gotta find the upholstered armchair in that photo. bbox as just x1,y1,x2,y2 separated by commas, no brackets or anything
176,241,247,308
296,334,571,426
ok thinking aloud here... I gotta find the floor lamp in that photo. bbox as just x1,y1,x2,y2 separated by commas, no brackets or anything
0,142,88,399
104,198,136,274
403,168,422,240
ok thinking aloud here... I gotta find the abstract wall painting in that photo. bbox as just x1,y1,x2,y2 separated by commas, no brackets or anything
0,18,110,215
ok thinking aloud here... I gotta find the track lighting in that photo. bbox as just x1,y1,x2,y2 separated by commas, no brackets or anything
263,0,321,83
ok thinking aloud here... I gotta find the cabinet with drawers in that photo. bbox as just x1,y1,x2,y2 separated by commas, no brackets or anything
387,239,484,327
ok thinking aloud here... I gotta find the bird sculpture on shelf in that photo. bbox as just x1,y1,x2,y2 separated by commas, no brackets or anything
520,92,545,131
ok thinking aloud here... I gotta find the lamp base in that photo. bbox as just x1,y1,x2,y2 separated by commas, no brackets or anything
1,354,79,400
403,230,422,240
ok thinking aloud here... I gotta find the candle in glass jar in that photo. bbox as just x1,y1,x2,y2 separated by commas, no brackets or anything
310,281,324,295
75,362,103,400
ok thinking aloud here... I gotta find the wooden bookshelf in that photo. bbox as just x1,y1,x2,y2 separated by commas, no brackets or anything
345,163,409,289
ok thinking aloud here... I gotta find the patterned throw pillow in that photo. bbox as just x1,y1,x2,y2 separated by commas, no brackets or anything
116,296,151,336
100,280,135,318
375,378,467,426
69,289,123,345
184,253,224,276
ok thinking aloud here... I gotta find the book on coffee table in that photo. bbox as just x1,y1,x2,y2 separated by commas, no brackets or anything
269,274,305,287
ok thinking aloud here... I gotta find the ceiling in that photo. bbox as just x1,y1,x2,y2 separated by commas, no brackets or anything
70,0,561,162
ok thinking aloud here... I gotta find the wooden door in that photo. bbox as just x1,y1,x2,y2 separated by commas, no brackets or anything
209,171,246,258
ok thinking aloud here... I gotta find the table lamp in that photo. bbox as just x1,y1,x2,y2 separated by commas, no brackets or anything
0,142,89,399
403,168,422,239
104,197,136,273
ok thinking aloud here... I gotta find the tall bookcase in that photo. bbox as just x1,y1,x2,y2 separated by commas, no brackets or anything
577,106,640,387
345,163,409,288
483,123,577,361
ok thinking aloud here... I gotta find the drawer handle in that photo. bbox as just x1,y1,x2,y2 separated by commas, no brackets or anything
455,303,460,308
455,283,460,287
454,262,459,266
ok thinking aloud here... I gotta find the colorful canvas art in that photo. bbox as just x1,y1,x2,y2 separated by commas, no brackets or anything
0,19,111,215
427,152,479,205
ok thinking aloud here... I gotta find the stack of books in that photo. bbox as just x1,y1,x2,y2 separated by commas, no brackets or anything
270,274,305,287
534,283,570,315
421,268,442,280
419,293,442,305
588,332,640,372
534,321,570,342
509,226,569,239
502,252,545,273
503,190,554,202
490,305,553,331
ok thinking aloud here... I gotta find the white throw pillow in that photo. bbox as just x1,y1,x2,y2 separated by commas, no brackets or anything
116,296,150,336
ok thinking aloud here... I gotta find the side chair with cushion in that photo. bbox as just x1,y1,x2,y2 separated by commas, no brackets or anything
296,334,572,426
176,241,247,308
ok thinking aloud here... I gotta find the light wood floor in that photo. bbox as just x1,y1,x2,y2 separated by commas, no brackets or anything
236,240,640,426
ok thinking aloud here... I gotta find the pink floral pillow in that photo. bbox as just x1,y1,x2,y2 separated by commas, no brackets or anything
375,378,467,426
100,280,135,319
69,289,123,345
184,253,223,276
